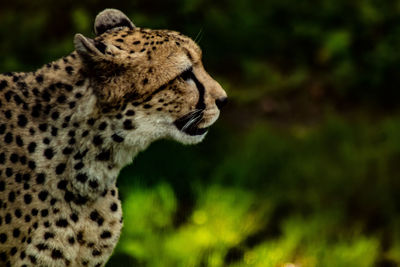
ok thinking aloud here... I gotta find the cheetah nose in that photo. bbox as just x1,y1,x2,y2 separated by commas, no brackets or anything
215,97,228,110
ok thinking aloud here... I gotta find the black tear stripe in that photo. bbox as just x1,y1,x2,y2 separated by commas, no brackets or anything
180,67,206,110
173,67,208,136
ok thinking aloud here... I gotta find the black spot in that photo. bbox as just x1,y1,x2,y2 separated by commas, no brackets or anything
5,214,11,224
23,173,31,181
55,163,66,175
93,135,103,146
36,243,48,251
143,104,152,109
57,95,66,103
0,252,6,262
8,191,15,202
35,75,44,83
77,231,84,244
5,168,13,177
0,124,5,135
36,173,46,184
96,150,110,161
51,127,58,136
14,209,22,218
16,136,23,146
89,210,104,226
110,202,118,212
31,208,38,216
24,194,32,204
0,80,7,91
87,118,95,125
126,109,135,116
70,213,79,223
98,122,107,130
13,94,23,105
92,249,101,256
19,156,26,164
4,132,13,143
62,147,73,155
57,180,68,190
0,233,7,243
112,134,124,143
28,142,37,153
76,173,88,183
44,148,54,159
100,231,112,239
39,123,48,132
123,120,135,130
10,153,18,163
10,247,17,256
51,111,59,120
74,162,84,170
28,160,36,170
89,180,99,189
75,79,85,86
4,110,12,119
74,149,88,160
29,255,37,264
65,66,74,75
38,190,48,201
17,114,28,127
73,194,88,205
12,228,20,238
42,90,51,102
41,209,49,217
51,249,63,259
55,219,68,228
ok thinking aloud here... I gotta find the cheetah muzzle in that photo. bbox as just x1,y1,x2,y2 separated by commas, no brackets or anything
0,8,227,267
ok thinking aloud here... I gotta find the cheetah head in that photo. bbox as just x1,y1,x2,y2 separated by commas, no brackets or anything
74,9,227,147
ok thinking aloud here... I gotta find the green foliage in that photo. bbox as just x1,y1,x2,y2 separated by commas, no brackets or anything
106,116,400,266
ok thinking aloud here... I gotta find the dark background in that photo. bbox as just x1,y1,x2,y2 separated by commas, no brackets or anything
1,0,400,266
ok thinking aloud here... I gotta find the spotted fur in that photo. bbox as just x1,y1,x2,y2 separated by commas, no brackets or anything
0,9,227,267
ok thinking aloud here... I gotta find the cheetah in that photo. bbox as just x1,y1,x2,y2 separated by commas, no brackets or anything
0,9,227,266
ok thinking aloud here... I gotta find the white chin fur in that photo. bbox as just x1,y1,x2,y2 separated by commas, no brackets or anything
168,127,207,145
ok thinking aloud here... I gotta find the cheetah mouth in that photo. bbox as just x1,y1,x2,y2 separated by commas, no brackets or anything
174,110,208,136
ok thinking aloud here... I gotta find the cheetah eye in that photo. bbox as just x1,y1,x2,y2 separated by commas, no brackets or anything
180,66,194,81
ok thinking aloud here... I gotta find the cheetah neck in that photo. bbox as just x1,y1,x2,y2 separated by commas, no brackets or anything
17,52,151,205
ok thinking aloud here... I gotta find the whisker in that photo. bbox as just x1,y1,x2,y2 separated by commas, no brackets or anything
194,28,204,44
182,113,202,131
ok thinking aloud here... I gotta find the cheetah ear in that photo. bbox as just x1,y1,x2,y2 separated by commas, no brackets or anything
94,9,135,36
74,33,108,61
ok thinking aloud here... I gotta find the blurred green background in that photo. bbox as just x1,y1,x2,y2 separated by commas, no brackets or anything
2,0,400,266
